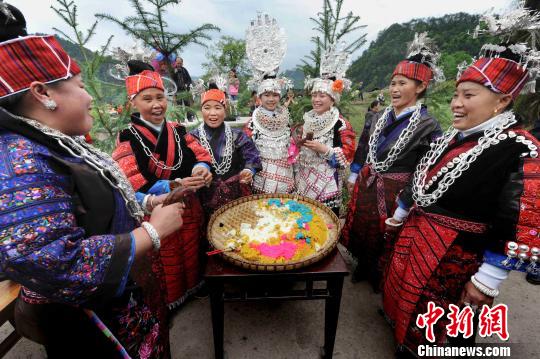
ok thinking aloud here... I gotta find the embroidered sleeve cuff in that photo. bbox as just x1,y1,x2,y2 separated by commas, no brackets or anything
103,233,135,298
350,163,362,174
474,262,510,290
148,179,170,195
115,233,136,297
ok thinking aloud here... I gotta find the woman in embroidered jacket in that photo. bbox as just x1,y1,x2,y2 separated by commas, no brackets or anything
383,23,540,356
0,5,182,357
291,76,356,215
112,61,212,308
190,87,261,214
341,33,442,290
244,76,295,194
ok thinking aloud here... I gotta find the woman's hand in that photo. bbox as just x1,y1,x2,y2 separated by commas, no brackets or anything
179,176,207,191
459,280,495,310
239,169,253,184
346,181,355,195
384,217,403,234
192,166,213,185
149,202,185,238
147,193,169,211
303,140,330,154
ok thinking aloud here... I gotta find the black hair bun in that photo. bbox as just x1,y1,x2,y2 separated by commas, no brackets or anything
498,42,523,63
407,50,434,68
0,3,27,42
127,60,154,75
208,82,219,90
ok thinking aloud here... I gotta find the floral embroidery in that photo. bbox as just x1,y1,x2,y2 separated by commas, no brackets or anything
7,137,38,175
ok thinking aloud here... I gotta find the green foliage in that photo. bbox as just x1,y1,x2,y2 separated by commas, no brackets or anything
96,0,220,78
299,0,367,77
424,80,455,131
202,36,248,76
348,13,492,90
51,0,126,146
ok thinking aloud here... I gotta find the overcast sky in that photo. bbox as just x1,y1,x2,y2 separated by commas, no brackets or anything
14,0,511,76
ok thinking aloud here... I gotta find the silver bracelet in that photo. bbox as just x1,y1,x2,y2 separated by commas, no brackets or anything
142,194,152,215
470,275,499,298
141,221,161,251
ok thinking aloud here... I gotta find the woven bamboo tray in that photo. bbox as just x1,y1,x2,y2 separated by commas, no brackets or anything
207,193,341,271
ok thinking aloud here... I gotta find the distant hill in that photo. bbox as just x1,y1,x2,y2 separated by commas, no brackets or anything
348,13,492,90
281,68,304,89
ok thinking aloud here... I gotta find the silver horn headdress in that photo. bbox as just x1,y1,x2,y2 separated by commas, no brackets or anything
305,41,352,103
245,13,292,96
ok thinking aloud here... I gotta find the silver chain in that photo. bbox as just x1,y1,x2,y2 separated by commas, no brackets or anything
197,122,233,175
412,111,518,207
128,123,183,171
4,109,144,221
366,105,423,173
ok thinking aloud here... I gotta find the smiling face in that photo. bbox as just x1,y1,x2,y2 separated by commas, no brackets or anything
260,91,280,111
389,74,425,115
47,75,94,136
451,81,512,131
202,100,226,128
311,91,334,114
130,87,167,125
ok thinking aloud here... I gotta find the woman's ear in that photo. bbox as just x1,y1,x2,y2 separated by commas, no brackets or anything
129,97,137,110
415,82,427,95
497,94,513,112
27,81,52,104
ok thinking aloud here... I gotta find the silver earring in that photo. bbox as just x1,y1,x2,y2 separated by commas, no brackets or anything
44,99,57,111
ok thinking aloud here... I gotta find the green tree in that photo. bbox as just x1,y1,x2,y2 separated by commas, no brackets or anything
51,0,124,144
96,0,219,78
298,0,367,77
202,36,248,76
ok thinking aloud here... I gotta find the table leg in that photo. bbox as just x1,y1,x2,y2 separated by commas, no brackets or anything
322,277,344,359
209,281,225,359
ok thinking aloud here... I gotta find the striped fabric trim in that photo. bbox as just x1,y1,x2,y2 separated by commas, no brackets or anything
0,35,80,99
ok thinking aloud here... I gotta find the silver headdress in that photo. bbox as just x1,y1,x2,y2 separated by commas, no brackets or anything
245,13,292,96
305,42,352,103
406,32,445,83
458,0,540,94
109,40,177,98
189,72,228,102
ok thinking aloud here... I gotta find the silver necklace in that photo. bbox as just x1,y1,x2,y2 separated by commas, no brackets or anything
197,122,233,175
302,107,339,139
128,123,184,171
252,107,290,139
6,110,144,221
412,111,528,207
366,104,423,173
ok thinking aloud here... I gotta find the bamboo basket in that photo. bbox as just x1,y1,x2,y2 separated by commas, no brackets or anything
207,193,341,271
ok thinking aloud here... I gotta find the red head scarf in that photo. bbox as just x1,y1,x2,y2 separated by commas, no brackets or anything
0,35,80,99
457,57,529,99
201,89,226,106
392,60,433,86
125,70,165,99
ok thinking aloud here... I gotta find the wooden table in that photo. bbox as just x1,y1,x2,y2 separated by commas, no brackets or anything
0,280,21,356
205,249,349,359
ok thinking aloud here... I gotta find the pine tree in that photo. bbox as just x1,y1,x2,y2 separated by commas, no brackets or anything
96,0,219,78
298,0,367,77
51,0,122,143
